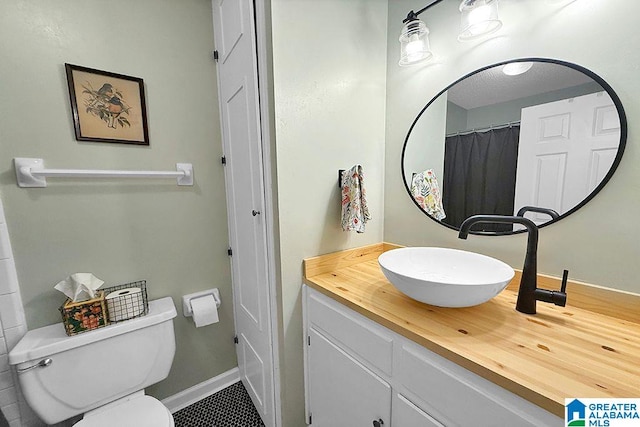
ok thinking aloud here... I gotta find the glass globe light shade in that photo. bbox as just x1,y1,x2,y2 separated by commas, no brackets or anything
399,19,432,66
458,0,502,42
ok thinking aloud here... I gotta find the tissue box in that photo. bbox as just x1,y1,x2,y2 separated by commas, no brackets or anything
59,291,108,336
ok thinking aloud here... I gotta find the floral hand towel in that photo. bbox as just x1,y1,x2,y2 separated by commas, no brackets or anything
341,165,371,233
410,169,446,221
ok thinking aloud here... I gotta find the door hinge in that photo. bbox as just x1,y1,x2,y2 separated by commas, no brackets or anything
221,156,226,165
228,247,233,256
213,50,219,62
307,335,311,346
234,335,239,344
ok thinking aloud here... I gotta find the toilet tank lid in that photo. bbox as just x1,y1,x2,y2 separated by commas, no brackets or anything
9,297,176,365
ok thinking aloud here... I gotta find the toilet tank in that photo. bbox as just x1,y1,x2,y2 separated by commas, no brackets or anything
9,297,177,425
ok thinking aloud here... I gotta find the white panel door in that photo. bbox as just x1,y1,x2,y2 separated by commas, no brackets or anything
515,92,620,223
212,1,275,425
307,327,391,427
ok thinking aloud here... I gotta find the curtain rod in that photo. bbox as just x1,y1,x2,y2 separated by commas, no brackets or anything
446,121,521,138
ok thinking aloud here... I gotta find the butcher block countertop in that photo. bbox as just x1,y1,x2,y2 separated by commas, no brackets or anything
302,243,640,418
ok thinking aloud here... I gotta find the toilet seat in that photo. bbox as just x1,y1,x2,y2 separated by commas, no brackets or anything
74,394,174,427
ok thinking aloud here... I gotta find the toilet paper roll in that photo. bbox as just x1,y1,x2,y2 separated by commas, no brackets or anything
191,294,219,327
106,287,145,322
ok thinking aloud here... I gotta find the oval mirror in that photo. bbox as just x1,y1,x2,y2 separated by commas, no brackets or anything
402,58,627,234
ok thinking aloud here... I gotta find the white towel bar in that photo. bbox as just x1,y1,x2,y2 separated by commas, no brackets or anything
14,158,193,188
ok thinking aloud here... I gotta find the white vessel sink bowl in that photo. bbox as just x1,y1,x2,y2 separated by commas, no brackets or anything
378,247,515,308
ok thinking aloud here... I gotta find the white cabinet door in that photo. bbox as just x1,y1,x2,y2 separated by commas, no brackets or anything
392,393,444,427
307,327,391,427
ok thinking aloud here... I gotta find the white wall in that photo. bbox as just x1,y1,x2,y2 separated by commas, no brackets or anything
385,0,640,294
0,0,237,415
270,0,388,425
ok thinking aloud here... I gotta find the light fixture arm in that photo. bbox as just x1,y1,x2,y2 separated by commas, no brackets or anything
402,0,445,23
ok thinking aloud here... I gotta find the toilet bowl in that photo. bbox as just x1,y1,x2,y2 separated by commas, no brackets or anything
9,297,177,426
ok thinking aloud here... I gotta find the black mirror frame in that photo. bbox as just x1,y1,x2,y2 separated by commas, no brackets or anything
401,57,628,236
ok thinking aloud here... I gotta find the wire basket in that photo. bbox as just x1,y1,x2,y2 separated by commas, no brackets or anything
102,280,149,323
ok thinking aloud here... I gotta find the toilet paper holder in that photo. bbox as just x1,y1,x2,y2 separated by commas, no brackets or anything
182,288,221,317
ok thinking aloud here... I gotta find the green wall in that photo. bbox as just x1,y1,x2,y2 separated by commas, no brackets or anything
445,101,468,134
403,93,447,185
271,0,389,425
0,0,237,400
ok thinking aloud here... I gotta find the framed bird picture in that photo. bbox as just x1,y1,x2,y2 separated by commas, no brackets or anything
65,64,149,145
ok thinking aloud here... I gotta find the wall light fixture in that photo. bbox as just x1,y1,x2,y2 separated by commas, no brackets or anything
398,4,440,66
400,0,503,66
458,0,502,41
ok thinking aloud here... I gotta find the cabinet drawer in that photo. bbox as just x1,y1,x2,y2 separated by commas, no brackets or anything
392,393,444,427
307,289,393,376
395,340,560,427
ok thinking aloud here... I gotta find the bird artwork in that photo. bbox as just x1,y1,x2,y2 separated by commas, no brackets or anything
81,81,131,129
106,96,124,128
97,83,114,98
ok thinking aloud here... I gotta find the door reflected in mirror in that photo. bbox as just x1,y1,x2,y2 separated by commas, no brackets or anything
402,58,627,234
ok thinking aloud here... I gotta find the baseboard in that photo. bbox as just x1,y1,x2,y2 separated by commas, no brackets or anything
162,367,240,413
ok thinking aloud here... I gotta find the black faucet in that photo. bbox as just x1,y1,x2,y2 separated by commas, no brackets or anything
458,215,568,314
516,206,560,220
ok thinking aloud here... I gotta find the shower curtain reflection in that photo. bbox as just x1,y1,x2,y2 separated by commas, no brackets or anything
442,126,520,232
0,407,9,427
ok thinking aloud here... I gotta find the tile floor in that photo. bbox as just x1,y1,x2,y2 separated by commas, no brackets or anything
173,381,264,427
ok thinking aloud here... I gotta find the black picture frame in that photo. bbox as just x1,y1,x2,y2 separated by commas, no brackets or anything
65,63,149,145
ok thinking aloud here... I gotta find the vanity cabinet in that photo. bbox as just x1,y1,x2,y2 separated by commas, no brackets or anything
303,285,562,427
307,327,391,426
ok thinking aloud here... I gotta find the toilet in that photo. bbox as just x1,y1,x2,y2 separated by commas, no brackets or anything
8,297,177,426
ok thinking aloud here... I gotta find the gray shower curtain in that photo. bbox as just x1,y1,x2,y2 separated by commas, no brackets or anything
442,126,520,232
0,408,9,427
